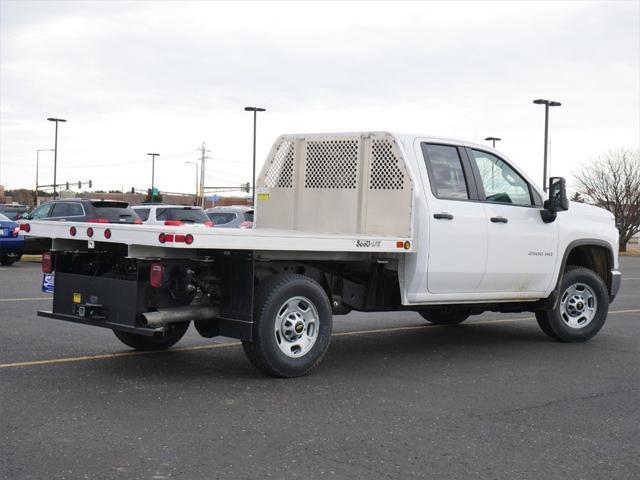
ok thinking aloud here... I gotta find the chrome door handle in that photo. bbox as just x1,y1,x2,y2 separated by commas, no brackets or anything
490,216,508,223
433,213,454,220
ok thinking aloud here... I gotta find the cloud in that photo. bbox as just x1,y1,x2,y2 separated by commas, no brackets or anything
1,0,638,193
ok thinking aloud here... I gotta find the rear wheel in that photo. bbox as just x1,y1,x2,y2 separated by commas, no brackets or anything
242,274,332,377
419,310,469,325
536,266,608,342
0,254,18,266
113,321,190,351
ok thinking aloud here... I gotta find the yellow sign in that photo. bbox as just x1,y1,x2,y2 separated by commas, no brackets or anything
73,293,82,304
258,193,270,201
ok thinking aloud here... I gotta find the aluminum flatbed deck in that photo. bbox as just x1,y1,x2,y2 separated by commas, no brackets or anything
25,220,414,253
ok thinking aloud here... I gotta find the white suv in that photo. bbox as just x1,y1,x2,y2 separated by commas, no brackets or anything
131,205,213,227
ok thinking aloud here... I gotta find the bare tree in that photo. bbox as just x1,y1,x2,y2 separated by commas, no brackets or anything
574,148,640,251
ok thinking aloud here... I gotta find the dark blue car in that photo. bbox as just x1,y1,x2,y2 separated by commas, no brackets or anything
0,212,24,266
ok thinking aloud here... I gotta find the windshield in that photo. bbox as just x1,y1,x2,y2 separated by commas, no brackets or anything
0,213,9,221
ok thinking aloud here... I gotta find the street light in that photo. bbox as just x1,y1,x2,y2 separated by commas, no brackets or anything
484,136,501,148
244,106,266,205
147,153,160,202
47,117,67,198
36,148,54,206
533,99,561,191
186,161,199,206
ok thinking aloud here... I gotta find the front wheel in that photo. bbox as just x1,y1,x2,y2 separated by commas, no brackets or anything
242,274,333,378
536,266,609,342
0,254,18,266
113,321,190,351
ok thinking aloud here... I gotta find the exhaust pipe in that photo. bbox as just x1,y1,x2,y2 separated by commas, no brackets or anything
142,305,219,328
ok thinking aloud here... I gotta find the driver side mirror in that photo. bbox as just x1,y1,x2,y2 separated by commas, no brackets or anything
540,177,569,223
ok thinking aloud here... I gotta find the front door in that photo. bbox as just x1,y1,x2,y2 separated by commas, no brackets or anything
467,148,558,294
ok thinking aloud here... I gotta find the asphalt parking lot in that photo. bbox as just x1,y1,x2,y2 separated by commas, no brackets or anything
1,258,639,480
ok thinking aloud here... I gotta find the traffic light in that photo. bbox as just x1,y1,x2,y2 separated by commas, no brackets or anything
131,187,135,194
242,182,250,193
78,181,82,189
65,182,69,190
88,180,92,188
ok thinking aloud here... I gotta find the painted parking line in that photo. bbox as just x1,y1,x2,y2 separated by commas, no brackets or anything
1,309,638,370
0,297,51,302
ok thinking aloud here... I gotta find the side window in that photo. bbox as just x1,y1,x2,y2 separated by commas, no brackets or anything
31,204,52,219
155,209,167,221
135,208,150,221
421,144,469,200
469,150,532,206
50,203,70,217
68,203,84,216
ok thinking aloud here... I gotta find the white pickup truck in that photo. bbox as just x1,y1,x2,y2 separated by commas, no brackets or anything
26,132,621,377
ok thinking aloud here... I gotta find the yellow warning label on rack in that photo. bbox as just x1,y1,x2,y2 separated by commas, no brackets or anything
258,193,270,201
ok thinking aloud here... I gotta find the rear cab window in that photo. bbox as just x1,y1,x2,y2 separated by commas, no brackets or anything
134,208,151,221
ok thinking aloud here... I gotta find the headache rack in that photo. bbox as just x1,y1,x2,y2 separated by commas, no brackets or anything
255,132,413,238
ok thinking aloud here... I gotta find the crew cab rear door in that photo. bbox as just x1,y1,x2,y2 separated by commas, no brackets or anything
466,148,558,294
421,143,487,294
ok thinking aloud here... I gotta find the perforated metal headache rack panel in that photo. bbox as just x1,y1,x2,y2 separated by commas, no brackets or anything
256,132,413,237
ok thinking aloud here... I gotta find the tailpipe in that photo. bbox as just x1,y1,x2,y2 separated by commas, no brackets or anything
142,305,219,328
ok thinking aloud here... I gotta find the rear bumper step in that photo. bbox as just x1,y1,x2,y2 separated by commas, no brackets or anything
37,310,162,336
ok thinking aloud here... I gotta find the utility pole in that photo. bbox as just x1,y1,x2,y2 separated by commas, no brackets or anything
244,106,266,205
533,99,561,191
47,117,67,199
198,142,210,208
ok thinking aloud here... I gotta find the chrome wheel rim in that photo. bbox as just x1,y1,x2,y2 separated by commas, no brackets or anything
274,296,319,358
559,282,597,329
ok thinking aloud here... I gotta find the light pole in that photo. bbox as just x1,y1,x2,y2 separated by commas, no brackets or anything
147,153,160,202
186,161,199,206
533,99,561,191
244,106,266,205
36,148,54,206
47,117,67,199
484,136,501,148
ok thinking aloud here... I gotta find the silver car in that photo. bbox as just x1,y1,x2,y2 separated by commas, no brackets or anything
205,206,254,228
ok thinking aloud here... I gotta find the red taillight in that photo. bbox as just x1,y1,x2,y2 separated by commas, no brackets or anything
20,223,30,232
12,226,20,237
104,229,111,239
164,220,184,226
158,233,166,243
42,252,53,273
88,218,109,223
185,233,194,245
149,263,164,288
87,227,94,237
134,218,143,224
204,221,214,227
175,234,186,243
69,226,77,236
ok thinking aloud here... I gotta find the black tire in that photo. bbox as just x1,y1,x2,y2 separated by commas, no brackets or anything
242,274,333,378
536,266,608,342
0,254,16,266
113,321,190,351
419,310,469,325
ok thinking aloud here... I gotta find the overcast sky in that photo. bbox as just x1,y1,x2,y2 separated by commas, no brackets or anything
1,0,638,195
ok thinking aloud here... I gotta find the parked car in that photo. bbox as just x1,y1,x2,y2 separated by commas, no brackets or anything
0,213,24,265
132,205,213,226
19,199,142,254
0,203,29,221
206,206,254,228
